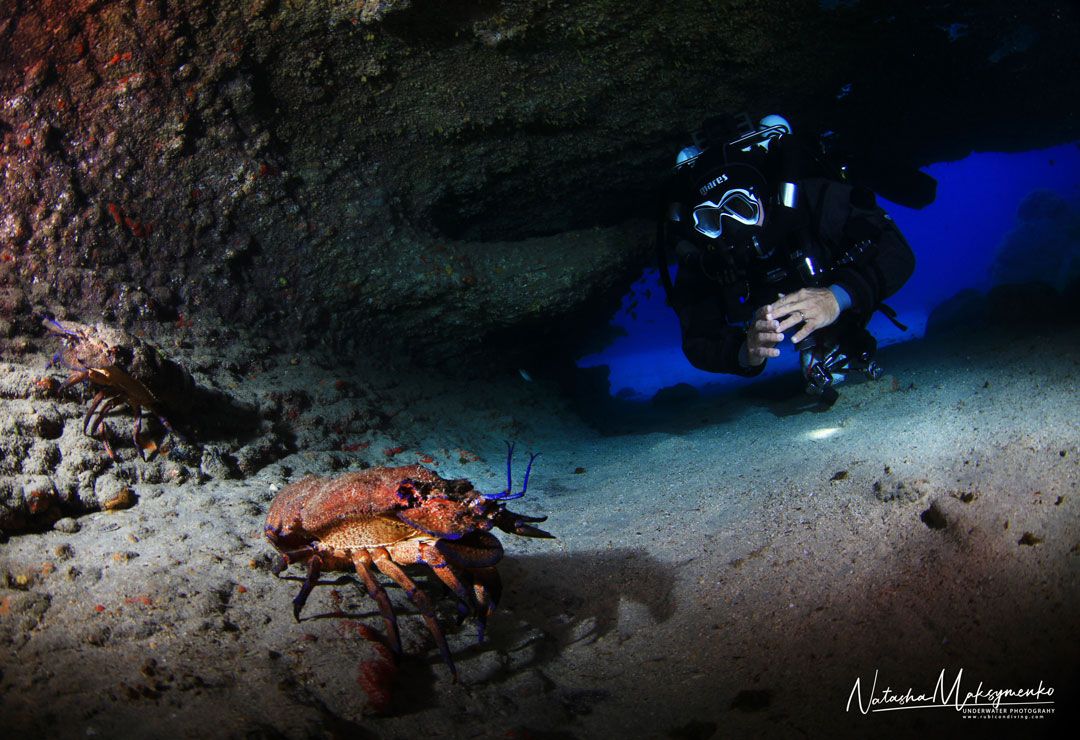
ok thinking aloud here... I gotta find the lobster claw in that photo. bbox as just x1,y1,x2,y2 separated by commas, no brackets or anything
506,522,554,539
434,532,504,568
396,498,469,540
494,510,554,539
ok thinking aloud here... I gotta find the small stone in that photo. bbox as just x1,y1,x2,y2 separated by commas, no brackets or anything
164,466,188,484
54,544,75,560
1018,532,1043,546
54,517,80,533
200,446,237,479
235,438,282,476
32,408,65,439
137,465,164,484
103,487,138,511
920,502,948,530
84,623,111,646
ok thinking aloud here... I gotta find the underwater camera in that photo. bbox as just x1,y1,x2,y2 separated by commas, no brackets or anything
797,326,883,407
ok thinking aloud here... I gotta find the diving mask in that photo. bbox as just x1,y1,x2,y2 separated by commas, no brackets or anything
691,188,764,240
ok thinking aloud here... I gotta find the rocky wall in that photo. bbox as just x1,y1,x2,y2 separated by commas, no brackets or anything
0,0,1077,369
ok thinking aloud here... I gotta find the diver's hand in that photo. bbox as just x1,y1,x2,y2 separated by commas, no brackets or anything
771,288,841,344
744,304,785,365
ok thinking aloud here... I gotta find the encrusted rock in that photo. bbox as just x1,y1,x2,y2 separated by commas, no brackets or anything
0,0,1072,374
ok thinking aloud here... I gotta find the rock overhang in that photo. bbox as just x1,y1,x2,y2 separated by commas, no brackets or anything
0,0,1076,371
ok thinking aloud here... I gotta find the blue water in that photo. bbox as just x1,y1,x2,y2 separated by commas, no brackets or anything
579,144,1080,399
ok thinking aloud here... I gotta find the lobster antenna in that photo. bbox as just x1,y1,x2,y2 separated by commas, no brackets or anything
517,452,540,497
482,442,538,501
504,440,515,494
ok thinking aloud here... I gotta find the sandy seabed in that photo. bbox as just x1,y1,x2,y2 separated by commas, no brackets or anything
1,322,1077,739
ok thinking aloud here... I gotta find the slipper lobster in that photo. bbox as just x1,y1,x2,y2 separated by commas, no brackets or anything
265,444,553,678
44,318,193,459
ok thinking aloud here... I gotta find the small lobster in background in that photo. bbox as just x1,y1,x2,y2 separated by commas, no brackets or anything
44,318,194,459
265,443,553,680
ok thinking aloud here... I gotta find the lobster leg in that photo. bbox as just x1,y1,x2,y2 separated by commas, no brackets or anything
130,403,158,460
82,391,108,435
131,403,142,457
96,421,116,455
371,546,456,680
155,413,176,451
95,414,117,460
269,547,315,575
353,550,403,657
419,542,478,614
63,370,89,388
470,566,502,642
290,554,323,621
431,532,507,641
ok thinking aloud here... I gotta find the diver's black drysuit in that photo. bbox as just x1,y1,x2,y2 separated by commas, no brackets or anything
673,177,916,376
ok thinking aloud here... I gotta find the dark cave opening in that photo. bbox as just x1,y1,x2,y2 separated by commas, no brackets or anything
575,143,1080,400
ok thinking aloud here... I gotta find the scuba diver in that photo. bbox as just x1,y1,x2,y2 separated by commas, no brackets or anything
658,114,916,405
